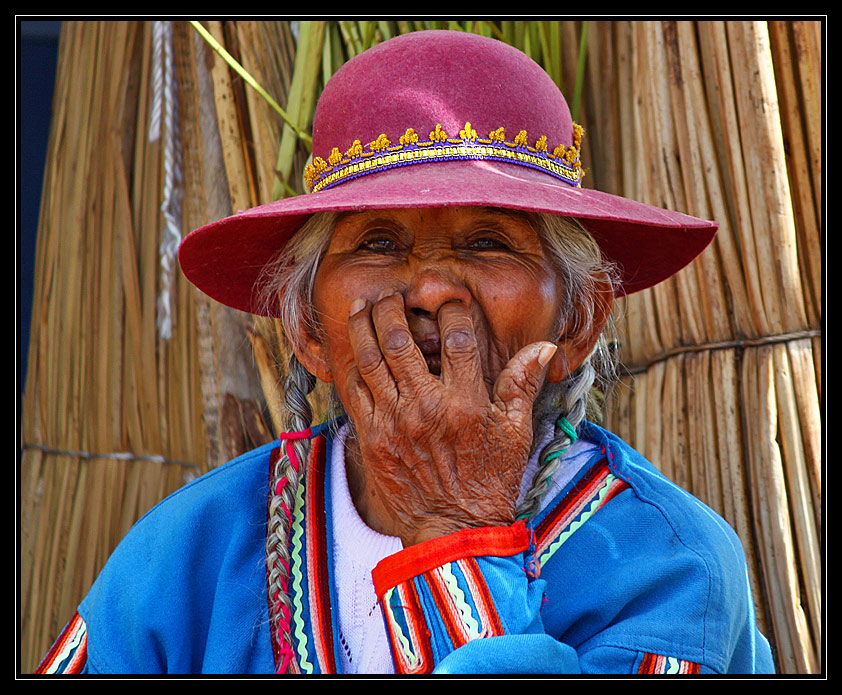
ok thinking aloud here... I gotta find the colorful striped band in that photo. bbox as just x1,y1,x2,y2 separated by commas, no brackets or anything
638,652,702,674
305,122,585,193
35,612,88,674
532,457,629,573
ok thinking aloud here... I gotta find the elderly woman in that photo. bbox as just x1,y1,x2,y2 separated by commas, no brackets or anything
38,30,774,675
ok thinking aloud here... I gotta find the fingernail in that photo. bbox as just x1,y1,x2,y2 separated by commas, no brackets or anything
377,287,396,302
537,343,557,368
349,298,366,316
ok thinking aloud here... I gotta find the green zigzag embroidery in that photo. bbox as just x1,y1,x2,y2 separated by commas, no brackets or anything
384,587,419,669
290,478,315,673
539,473,617,567
438,562,482,640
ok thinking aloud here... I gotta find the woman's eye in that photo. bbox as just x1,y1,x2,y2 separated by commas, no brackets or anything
357,236,399,252
468,236,509,250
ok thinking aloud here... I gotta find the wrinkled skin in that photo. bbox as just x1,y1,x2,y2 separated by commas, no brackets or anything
295,207,610,545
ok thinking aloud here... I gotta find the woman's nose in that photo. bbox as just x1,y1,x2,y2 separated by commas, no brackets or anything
403,267,472,320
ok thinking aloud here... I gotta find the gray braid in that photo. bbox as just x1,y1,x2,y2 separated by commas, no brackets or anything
514,211,619,520
516,360,596,520
265,351,316,673
259,214,335,672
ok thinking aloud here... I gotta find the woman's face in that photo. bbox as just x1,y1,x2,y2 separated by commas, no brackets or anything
300,206,576,402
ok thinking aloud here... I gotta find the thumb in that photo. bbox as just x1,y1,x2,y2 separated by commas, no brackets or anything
492,342,557,416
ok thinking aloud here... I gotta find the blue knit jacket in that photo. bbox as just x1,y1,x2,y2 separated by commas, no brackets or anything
38,421,775,675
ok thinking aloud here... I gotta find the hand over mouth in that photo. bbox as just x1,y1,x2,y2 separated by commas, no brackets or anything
414,337,442,375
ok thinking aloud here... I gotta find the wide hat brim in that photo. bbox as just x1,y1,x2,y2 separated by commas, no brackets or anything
179,30,718,318
179,157,717,318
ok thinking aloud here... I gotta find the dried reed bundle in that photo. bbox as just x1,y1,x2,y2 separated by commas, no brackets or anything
175,20,273,468
768,21,822,329
20,21,213,671
589,20,823,674
19,19,279,672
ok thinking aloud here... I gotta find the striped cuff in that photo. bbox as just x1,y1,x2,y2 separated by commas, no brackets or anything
372,521,529,599
35,612,88,674
373,522,531,674
637,652,701,674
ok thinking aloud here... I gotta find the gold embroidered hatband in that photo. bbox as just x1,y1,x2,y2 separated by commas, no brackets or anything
304,122,585,193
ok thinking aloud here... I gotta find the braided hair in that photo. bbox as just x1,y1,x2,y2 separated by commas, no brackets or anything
259,213,335,672
257,209,618,670
513,212,619,519
264,356,315,673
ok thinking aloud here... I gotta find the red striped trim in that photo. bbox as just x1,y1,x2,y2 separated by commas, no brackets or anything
535,459,609,544
422,560,503,649
384,581,434,674
304,434,337,674
534,458,629,558
638,652,701,674
373,521,529,600
35,612,87,674
395,556,507,655
601,476,629,506
458,557,505,637
425,566,470,648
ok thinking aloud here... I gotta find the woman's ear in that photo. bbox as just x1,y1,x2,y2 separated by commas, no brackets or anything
546,278,614,384
290,322,334,384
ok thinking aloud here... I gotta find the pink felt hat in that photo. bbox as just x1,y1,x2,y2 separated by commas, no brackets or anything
179,30,718,317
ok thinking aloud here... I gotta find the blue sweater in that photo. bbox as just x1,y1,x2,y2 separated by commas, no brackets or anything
38,422,775,674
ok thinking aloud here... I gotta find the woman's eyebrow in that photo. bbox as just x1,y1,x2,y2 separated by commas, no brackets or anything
335,210,399,225
465,208,534,230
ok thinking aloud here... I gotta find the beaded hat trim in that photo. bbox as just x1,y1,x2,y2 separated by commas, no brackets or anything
304,121,585,193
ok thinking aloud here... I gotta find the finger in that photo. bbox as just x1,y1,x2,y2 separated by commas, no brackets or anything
347,298,399,407
342,363,375,424
370,291,432,394
437,301,485,394
492,341,557,419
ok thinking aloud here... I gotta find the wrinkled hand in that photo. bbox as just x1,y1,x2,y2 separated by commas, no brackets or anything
342,290,557,546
